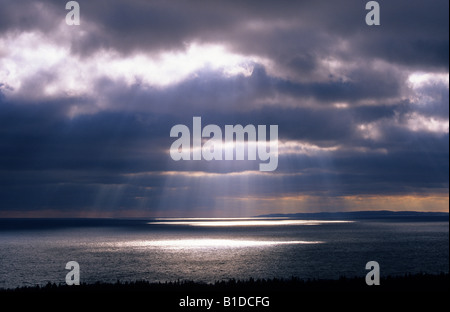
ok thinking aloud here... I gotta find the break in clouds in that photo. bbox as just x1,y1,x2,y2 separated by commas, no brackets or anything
0,0,448,217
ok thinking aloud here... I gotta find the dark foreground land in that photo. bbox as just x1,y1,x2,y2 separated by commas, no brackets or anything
1,274,448,310
2,273,448,293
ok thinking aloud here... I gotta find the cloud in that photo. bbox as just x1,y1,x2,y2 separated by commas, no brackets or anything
0,0,448,216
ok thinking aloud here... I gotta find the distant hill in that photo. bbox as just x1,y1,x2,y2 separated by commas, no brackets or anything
256,210,449,221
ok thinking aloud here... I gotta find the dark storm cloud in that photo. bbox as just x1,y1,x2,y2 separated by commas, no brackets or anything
3,0,445,71
1,82,447,178
1,67,448,215
0,0,59,33
76,0,447,71
0,0,448,215
93,64,404,118
0,99,170,173
354,0,449,70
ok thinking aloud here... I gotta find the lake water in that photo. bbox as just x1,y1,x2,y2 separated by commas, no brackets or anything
0,218,448,289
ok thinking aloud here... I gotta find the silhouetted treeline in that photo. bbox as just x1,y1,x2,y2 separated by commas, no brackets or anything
1,273,448,293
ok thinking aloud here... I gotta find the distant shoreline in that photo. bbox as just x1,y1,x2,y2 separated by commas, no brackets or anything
0,211,447,231
256,210,449,221
0,210,448,221
1,273,448,293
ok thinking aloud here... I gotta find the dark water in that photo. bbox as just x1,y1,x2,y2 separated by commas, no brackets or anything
0,218,448,289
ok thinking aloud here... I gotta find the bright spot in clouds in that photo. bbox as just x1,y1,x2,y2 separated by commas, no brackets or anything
107,43,258,86
408,72,449,89
405,112,449,134
0,32,259,101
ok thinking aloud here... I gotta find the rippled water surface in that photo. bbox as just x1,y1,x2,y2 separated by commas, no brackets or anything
0,218,448,289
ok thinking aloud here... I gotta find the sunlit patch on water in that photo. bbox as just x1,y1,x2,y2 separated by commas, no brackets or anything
149,219,354,227
111,239,324,249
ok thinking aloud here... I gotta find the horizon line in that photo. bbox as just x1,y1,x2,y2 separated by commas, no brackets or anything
0,209,448,220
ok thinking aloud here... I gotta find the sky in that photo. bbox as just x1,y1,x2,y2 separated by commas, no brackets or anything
0,0,448,218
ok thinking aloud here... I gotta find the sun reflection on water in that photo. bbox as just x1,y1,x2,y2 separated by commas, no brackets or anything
95,219,354,250
149,219,353,227
114,239,323,250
